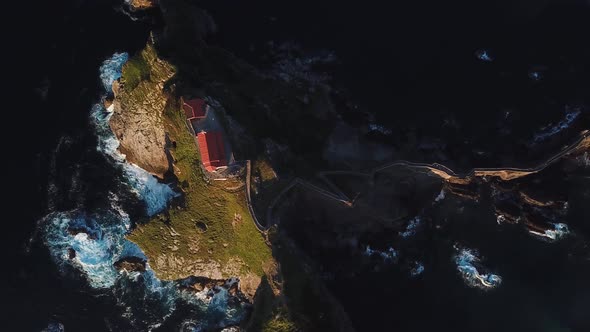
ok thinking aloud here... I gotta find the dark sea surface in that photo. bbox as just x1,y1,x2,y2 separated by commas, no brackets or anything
202,0,590,170
194,1,590,331
12,1,152,330
10,0,590,331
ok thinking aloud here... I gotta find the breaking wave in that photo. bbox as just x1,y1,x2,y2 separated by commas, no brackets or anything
364,246,398,262
99,52,128,91
528,223,570,242
434,189,446,202
576,151,590,167
43,206,136,288
41,322,65,332
368,123,393,135
453,246,502,290
91,53,177,216
533,107,582,143
399,216,421,238
410,261,425,277
475,49,494,62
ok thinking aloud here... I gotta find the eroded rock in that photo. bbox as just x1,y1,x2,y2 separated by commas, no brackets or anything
114,257,147,272
109,44,175,179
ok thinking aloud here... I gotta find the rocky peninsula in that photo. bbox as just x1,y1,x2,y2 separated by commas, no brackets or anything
107,22,353,331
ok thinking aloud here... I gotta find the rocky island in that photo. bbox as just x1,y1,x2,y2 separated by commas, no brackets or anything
105,33,348,329
110,40,271,297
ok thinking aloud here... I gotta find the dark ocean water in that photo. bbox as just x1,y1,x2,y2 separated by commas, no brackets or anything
9,0,590,331
11,1,152,330
202,0,590,170
197,1,590,331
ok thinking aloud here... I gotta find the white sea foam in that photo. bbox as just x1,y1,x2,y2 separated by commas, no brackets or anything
42,210,132,288
533,107,582,143
92,54,177,216
126,163,177,216
529,223,570,242
454,245,502,290
528,71,542,81
368,123,393,135
365,246,398,262
42,51,248,329
475,49,494,62
434,189,446,202
179,320,204,332
399,217,421,238
114,259,247,329
220,327,240,332
41,322,65,332
410,261,425,277
576,152,590,167
100,52,128,91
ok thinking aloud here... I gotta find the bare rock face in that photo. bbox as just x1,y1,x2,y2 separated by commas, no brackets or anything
114,257,147,272
127,0,159,11
109,44,175,179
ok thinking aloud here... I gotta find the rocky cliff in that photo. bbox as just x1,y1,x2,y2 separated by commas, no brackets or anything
109,43,174,179
115,41,276,304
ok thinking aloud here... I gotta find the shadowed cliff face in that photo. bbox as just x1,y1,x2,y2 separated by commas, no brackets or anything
273,133,589,331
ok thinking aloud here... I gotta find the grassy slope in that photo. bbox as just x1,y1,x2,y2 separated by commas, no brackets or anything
254,158,278,183
121,51,151,90
125,47,271,280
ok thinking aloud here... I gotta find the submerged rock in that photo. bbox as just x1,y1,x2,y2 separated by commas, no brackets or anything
454,246,502,290
114,257,147,272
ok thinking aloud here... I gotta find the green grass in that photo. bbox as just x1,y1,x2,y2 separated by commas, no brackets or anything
125,47,272,280
121,50,151,91
254,158,278,183
122,41,338,329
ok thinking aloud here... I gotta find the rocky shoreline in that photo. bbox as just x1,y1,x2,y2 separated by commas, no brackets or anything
106,27,353,329
108,43,174,179
106,40,278,315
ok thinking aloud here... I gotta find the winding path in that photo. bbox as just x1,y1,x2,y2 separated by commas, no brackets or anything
245,160,267,232
250,130,589,230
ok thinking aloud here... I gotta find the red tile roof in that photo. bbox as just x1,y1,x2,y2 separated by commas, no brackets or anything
196,131,227,172
183,98,207,120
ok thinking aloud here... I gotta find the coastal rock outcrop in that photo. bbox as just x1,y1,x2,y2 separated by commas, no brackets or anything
114,257,147,272
109,44,174,179
126,0,159,11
